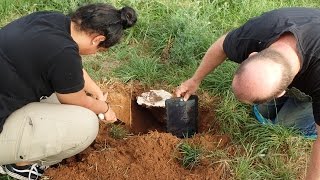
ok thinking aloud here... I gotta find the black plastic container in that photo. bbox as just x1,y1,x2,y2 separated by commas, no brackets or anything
165,95,198,138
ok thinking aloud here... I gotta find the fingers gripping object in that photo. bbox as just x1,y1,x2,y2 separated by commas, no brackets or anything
97,102,125,125
98,113,125,125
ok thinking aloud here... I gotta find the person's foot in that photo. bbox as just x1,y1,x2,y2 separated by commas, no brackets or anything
4,163,46,180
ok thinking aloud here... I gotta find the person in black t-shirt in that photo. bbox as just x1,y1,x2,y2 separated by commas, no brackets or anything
176,7,320,178
0,3,137,180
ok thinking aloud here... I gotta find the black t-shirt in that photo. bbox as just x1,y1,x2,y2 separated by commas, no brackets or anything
0,11,84,132
223,7,320,125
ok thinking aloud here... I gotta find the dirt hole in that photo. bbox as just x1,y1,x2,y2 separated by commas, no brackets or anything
105,82,217,135
105,83,168,135
128,100,166,134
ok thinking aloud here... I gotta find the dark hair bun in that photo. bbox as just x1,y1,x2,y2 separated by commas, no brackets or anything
120,6,137,29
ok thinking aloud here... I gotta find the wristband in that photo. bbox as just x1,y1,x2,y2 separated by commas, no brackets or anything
98,102,110,120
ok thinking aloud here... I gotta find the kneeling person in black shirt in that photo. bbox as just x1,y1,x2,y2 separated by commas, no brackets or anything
0,3,137,180
176,7,320,179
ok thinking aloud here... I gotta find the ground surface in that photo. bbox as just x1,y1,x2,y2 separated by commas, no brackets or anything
45,82,233,180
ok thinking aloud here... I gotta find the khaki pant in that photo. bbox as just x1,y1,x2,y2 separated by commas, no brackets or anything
0,94,99,166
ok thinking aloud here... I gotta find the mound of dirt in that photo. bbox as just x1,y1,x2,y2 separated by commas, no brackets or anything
45,82,232,180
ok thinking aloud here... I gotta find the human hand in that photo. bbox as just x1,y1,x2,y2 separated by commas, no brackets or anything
91,90,107,102
175,78,200,101
100,107,117,124
97,92,108,102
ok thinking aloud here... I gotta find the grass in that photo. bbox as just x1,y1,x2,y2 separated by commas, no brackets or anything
177,142,202,169
1,0,319,179
0,176,12,180
109,124,129,140
0,173,12,180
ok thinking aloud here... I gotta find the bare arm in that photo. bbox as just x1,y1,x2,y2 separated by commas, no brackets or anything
56,89,116,123
176,34,228,100
306,125,320,179
83,68,106,101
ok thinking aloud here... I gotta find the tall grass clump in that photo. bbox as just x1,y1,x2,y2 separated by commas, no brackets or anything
201,61,238,93
109,124,129,140
177,142,202,170
113,55,162,85
127,1,218,66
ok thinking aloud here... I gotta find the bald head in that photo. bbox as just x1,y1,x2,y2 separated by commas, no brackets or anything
232,49,294,104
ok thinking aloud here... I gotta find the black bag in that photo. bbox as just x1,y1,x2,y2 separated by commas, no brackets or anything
165,95,198,138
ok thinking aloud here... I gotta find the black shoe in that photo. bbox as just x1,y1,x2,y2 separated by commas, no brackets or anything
4,163,46,180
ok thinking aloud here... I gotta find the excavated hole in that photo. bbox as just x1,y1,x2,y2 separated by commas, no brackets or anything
129,101,166,134
105,84,215,135
106,88,167,135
